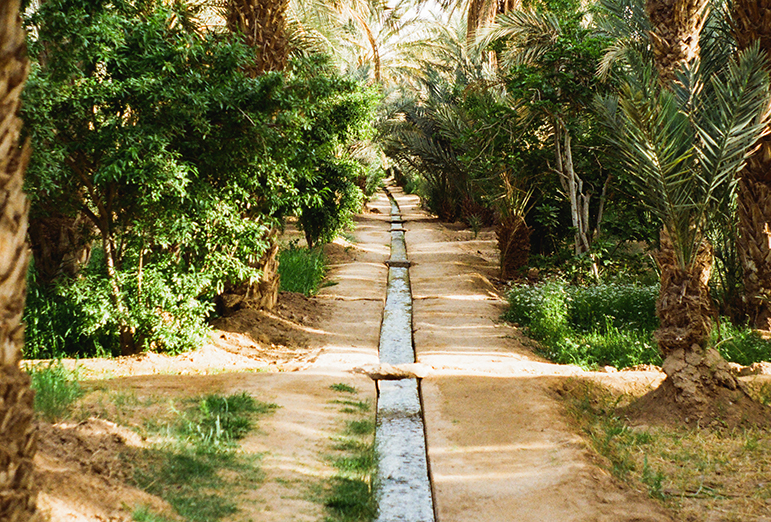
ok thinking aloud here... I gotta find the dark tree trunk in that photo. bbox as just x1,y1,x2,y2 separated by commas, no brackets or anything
0,1,39,520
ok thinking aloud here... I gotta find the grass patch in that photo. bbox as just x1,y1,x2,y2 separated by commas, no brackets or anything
279,242,328,296
505,280,660,369
128,392,277,522
562,379,771,520
27,360,83,422
712,321,771,366
330,383,359,394
132,505,177,522
324,384,377,522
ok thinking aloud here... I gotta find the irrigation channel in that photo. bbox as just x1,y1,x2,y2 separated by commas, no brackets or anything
374,190,436,522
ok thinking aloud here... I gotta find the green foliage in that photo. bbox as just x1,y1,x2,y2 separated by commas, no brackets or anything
505,281,661,368
27,360,83,422
598,46,771,270
22,0,377,356
278,243,328,296
507,280,771,369
24,263,109,358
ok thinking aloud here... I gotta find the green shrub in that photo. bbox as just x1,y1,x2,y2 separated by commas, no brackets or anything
542,326,660,369
278,244,328,296
24,265,109,359
27,360,83,422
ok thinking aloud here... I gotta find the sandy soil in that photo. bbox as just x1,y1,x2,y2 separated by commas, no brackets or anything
32,186,739,521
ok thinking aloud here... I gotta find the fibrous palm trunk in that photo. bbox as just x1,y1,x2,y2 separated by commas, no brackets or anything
227,0,289,76
732,0,771,330
496,215,530,279
646,0,743,408
0,1,38,521
224,0,287,313
645,0,708,83
467,0,520,60
655,232,738,407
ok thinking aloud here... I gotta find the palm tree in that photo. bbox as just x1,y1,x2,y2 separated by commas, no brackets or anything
0,1,38,521
595,0,771,413
598,46,771,411
223,0,289,312
731,0,771,330
287,0,427,85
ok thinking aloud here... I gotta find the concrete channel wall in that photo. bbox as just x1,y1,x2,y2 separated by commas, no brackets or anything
374,191,436,522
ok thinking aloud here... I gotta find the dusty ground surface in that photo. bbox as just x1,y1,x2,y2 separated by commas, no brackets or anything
31,186,771,521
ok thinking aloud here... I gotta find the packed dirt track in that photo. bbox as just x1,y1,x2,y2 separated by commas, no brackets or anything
36,186,708,521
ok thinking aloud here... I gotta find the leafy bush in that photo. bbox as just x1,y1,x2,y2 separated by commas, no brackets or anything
27,360,83,422
278,244,328,296
569,284,659,332
24,264,109,359
22,1,378,357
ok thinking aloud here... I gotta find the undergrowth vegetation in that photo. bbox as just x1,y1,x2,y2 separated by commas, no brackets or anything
27,360,83,422
506,281,771,370
324,383,377,522
279,242,329,296
505,281,661,369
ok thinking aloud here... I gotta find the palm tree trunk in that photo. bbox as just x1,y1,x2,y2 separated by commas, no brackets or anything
731,0,771,330
654,231,740,406
496,215,530,279
467,0,498,43
736,176,771,329
645,0,744,407
227,0,289,76
645,0,708,83
224,0,286,312
0,1,39,521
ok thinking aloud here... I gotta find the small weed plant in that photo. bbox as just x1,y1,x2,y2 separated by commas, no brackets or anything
131,392,277,522
505,280,660,369
27,360,83,422
324,383,377,522
279,242,328,296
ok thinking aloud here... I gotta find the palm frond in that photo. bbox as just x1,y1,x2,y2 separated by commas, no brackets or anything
478,9,562,67
597,85,698,267
691,44,770,216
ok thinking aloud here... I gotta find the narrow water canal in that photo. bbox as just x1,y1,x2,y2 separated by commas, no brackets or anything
374,190,436,522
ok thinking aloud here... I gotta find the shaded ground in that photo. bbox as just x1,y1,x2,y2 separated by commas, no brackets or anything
32,187,771,522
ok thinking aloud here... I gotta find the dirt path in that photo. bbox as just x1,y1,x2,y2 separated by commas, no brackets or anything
36,187,676,521
389,187,674,522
